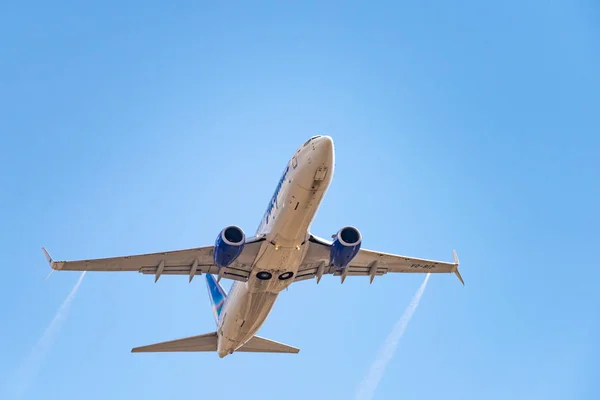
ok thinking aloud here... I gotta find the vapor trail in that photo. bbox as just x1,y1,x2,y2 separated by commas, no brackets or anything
13,272,86,399
355,273,431,400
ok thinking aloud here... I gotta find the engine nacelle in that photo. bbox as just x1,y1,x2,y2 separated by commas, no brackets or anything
214,225,246,267
330,226,362,269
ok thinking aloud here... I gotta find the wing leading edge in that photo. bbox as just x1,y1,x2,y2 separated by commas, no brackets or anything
295,235,464,285
42,236,266,283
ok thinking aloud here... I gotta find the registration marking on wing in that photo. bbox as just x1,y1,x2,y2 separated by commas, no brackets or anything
409,263,437,270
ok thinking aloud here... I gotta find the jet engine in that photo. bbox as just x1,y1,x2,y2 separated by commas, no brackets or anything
214,225,246,267
329,226,362,269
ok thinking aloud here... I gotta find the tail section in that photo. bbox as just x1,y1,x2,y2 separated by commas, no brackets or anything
131,332,299,355
205,274,227,324
130,273,299,357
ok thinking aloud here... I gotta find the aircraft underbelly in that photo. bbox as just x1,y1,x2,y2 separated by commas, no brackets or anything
267,179,329,243
218,137,334,354
220,288,279,349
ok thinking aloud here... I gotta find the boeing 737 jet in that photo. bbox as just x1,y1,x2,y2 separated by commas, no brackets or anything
42,135,463,358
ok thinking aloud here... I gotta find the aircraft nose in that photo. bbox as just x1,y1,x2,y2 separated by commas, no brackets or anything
314,135,334,158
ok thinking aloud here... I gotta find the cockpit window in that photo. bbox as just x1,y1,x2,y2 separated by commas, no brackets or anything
303,135,322,146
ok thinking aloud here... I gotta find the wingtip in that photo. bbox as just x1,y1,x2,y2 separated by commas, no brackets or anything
42,247,56,280
454,268,465,286
131,345,146,353
42,247,53,265
42,247,64,272
452,250,464,286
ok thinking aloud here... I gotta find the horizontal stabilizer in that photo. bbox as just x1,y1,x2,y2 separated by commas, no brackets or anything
131,332,299,354
131,332,218,353
237,336,300,354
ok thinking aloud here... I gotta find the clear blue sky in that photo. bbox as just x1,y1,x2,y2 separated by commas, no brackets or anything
1,1,599,399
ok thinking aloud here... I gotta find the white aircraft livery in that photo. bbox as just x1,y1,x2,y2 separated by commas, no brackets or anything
42,135,463,358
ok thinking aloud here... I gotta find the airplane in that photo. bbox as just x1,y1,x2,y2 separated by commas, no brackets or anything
42,135,463,358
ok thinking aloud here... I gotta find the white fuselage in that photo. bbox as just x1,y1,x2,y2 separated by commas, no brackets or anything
216,136,334,357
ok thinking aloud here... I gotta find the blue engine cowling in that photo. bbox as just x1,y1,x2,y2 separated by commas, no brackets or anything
214,225,246,267
330,226,362,269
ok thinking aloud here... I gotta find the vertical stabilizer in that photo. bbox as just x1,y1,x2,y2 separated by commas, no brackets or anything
205,274,227,324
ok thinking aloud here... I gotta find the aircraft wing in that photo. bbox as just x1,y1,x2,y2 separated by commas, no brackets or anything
42,236,266,283
295,235,463,285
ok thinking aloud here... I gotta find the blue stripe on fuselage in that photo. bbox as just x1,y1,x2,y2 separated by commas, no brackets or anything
263,164,289,226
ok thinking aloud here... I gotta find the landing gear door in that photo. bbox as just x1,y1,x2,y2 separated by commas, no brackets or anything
314,166,328,181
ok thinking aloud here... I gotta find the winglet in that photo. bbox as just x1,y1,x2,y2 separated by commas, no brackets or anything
42,247,56,280
452,250,464,286
42,247,55,267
